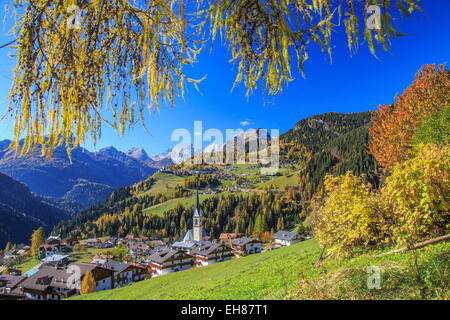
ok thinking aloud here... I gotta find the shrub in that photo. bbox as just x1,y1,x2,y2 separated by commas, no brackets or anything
312,172,391,256
384,144,450,246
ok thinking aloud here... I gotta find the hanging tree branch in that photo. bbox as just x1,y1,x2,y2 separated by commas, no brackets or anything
3,0,422,158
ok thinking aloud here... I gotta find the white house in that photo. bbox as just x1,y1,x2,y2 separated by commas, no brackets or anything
272,230,301,246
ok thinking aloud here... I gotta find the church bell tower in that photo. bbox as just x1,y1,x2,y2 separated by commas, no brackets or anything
193,189,203,241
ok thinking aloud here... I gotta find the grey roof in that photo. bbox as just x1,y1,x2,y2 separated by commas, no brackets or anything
172,241,198,249
272,230,299,241
20,263,113,293
0,274,26,289
146,247,180,264
128,243,150,251
183,229,207,242
103,260,131,274
190,241,222,256
41,254,69,263
232,237,258,246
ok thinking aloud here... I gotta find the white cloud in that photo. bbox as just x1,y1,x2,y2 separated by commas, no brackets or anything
240,120,251,127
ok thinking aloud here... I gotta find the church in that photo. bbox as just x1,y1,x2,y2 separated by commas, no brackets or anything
150,190,235,274
171,190,208,252
182,190,208,242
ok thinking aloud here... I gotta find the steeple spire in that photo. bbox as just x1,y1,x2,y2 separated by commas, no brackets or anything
194,188,201,217
193,188,203,241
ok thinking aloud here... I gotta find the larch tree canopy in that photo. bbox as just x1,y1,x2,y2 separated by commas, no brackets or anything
2,0,421,158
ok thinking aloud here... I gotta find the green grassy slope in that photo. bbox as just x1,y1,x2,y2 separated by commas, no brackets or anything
139,172,184,197
71,238,449,300
143,193,216,216
255,170,300,190
72,240,320,300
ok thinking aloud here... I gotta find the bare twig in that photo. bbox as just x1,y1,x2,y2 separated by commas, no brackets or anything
0,39,17,49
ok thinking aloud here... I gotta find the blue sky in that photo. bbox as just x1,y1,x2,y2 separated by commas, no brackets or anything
0,2,449,157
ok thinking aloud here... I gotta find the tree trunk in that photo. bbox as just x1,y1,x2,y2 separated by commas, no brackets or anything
376,234,450,257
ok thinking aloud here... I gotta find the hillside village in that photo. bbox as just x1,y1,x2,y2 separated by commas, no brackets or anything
0,191,306,300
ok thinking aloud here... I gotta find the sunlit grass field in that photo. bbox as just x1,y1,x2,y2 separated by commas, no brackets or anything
71,238,449,300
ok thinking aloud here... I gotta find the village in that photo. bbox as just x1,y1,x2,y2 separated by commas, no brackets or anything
0,191,306,300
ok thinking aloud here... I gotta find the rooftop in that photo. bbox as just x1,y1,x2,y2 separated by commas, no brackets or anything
272,230,299,241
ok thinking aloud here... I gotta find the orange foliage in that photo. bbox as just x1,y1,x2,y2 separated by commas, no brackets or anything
369,64,449,171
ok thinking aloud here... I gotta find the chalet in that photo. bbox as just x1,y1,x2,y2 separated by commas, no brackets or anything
134,236,150,242
41,254,70,266
91,255,114,265
86,238,101,248
46,236,61,246
108,237,119,245
126,261,152,278
219,233,244,241
38,244,59,259
231,237,262,256
145,247,193,277
272,230,301,246
20,263,114,300
102,260,134,287
100,242,115,249
219,232,244,246
128,243,150,256
128,263,148,282
171,241,198,253
0,274,26,300
148,239,165,247
190,241,234,267
62,236,78,246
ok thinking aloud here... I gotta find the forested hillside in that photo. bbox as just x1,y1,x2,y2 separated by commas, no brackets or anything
297,125,380,200
0,172,69,247
281,111,373,153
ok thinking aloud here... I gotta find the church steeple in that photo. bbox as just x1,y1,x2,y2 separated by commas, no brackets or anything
194,189,201,217
193,189,203,241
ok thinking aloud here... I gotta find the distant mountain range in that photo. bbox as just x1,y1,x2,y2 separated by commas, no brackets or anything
0,141,158,211
146,144,203,167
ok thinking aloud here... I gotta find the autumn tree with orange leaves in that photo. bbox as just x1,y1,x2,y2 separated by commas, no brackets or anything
368,64,449,171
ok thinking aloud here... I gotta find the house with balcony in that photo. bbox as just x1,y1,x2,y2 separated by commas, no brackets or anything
38,244,59,259
190,241,234,267
101,260,134,288
231,237,262,256
145,246,193,277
